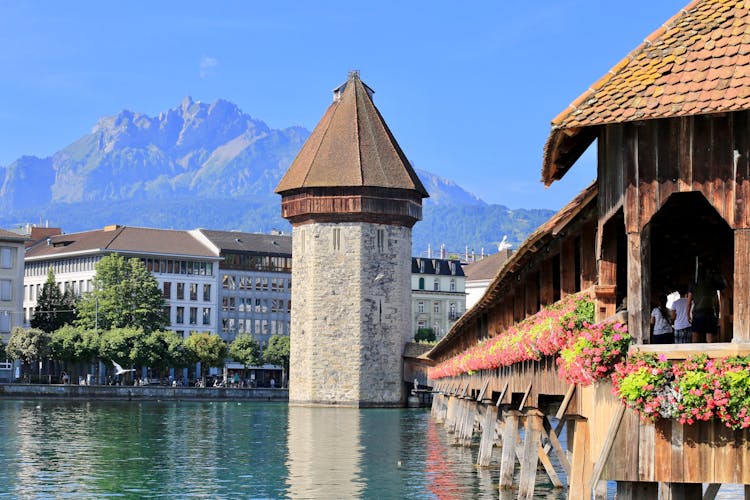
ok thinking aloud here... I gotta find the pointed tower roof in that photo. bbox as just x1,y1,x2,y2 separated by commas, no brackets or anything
276,72,428,227
542,0,750,184
276,71,428,196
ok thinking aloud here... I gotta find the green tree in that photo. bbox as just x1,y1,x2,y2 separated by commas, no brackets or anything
140,330,191,376
414,328,436,342
229,334,262,369
50,325,99,364
163,331,193,369
263,335,290,384
76,254,168,333
31,267,76,333
184,332,227,380
99,326,143,367
6,327,51,379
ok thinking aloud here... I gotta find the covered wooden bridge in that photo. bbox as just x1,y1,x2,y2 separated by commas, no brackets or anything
425,1,750,498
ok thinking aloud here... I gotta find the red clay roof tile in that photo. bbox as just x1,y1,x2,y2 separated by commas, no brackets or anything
544,0,750,184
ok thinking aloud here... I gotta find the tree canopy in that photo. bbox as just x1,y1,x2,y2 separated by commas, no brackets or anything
229,334,262,369
6,327,51,365
31,267,76,333
76,254,168,333
184,332,227,378
49,325,99,364
263,335,290,373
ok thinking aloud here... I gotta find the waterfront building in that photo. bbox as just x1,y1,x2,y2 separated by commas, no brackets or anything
192,229,292,345
410,257,465,340
276,71,429,406
462,249,512,310
192,229,291,386
0,229,27,382
24,225,221,338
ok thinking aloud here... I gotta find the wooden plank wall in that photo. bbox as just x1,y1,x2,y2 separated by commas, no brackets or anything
601,113,750,235
603,412,750,484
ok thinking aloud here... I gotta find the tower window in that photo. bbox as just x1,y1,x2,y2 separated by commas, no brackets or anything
332,228,341,251
377,229,385,252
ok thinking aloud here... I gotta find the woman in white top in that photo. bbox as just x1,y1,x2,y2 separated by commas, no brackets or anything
651,293,674,344
671,284,691,343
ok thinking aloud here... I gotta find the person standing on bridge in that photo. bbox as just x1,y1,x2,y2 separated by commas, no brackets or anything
671,284,691,344
650,293,674,344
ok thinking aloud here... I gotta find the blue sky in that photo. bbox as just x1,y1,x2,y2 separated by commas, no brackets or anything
1,0,688,210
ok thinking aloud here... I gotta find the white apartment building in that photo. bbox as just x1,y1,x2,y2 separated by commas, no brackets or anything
24,225,221,337
411,257,466,340
0,229,27,381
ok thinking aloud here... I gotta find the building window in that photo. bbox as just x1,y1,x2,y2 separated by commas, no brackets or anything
377,229,385,252
449,303,458,320
176,307,184,324
418,277,425,290
163,282,171,299
0,280,11,301
222,274,235,290
203,284,211,302
189,307,197,325
202,308,211,326
189,283,198,301
450,279,456,292
0,247,12,269
0,313,9,333
332,228,341,251
176,283,185,300
433,302,440,313
418,301,424,313
433,279,439,291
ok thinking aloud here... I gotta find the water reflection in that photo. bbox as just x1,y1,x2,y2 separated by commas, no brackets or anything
286,406,364,498
0,400,746,499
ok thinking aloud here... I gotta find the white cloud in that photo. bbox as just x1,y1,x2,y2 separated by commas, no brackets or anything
199,56,218,79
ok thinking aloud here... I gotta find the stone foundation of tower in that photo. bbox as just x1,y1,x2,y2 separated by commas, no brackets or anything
289,222,412,407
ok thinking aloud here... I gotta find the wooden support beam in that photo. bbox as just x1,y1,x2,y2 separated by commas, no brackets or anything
627,229,651,344
702,483,720,500
477,378,490,402
477,404,499,467
496,381,509,407
590,404,626,493
518,409,544,499
734,228,750,342
556,384,576,420
567,417,592,500
537,441,563,488
518,382,532,410
542,416,571,476
499,410,521,490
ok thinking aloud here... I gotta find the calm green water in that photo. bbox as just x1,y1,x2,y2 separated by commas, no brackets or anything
0,399,562,499
0,400,742,499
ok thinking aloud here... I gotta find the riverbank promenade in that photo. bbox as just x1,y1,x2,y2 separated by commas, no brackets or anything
0,383,288,402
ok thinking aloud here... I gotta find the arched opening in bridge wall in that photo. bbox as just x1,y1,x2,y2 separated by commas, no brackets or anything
646,192,734,342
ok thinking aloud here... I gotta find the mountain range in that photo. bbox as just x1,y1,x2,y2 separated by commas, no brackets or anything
0,97,553,254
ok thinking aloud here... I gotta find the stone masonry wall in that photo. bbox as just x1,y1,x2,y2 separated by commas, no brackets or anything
289,222,411,406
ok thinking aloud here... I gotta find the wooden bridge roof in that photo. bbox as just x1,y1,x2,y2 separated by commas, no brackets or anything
426,181,598,361
543,0,750,185
275,71,428,198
